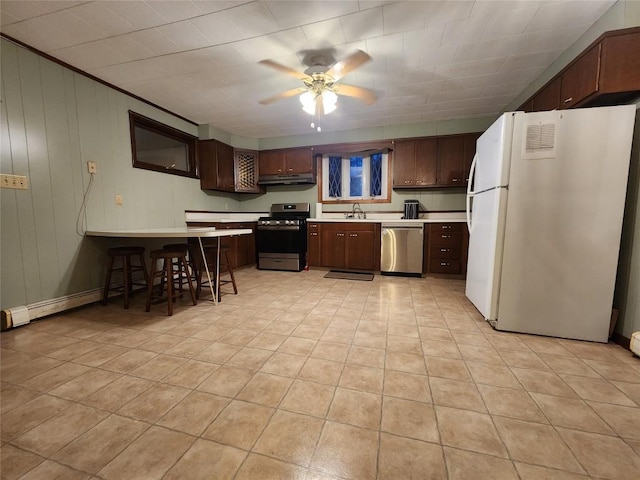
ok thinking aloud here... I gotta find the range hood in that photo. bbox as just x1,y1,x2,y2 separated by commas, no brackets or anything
258,173,316,185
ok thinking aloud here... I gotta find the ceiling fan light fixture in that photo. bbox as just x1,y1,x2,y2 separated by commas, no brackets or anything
322,90,338,114
300,91,316,114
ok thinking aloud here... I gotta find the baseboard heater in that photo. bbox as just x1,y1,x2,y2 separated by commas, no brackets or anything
1,278,146,330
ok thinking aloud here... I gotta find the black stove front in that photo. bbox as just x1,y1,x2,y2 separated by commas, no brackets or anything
256,203,310,271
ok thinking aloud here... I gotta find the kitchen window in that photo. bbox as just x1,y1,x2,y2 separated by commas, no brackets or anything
321,151,389,203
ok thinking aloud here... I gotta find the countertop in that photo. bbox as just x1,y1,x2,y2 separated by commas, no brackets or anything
185,211,466,224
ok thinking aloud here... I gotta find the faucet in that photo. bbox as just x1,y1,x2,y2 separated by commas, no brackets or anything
352,202,365,219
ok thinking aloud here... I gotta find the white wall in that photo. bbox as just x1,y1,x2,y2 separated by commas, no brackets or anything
0,40,239,310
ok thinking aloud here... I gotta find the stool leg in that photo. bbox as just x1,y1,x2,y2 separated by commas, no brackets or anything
103,255,115,306
165,256,174,316
123,255,131,309
145,259,156,313
138,253,150,288
181,256,197,305
224,250,238,294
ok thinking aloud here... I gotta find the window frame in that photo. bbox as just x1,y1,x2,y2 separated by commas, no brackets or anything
317,149,393,205
129,111,198,178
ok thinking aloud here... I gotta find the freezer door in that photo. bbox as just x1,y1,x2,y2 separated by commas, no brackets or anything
465,112,515,320
472,113,515,192
496,106,636,342
465,187,508,320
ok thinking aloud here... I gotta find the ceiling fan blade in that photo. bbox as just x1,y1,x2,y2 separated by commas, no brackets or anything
259,87,307,105
333,84,377,105
259,59,309,80
325,50,371,81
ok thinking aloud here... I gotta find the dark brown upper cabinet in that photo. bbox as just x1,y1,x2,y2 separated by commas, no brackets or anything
519,27,640,112
198,139,261,193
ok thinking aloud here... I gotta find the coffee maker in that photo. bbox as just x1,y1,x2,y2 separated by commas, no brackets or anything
403,200,420,219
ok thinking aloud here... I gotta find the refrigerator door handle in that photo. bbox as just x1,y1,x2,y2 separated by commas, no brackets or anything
466,152,479,233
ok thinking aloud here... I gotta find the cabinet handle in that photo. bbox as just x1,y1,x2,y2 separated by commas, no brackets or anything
337,233,345,237
288,168,293,171
277,168,283,172
440,248,450,252
440,262,450,266
452,178,460,182
441,235,451,239
563,97,573,104
350,233,358,237
441,225,451,229
310,232,318,236
404,180,412,184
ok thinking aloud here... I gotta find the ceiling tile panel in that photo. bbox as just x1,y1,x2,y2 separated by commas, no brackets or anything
340,7,384,42
0,1,85,23
68,2,138,36
43,8,110,44
0,0,618,138
1,17,79,52
525,0,614,33
301,18,347,47
153,21,212,52
102,1,168,29
382,2,428,35
144,0,204,23
234,28,309,63
52,40,131,71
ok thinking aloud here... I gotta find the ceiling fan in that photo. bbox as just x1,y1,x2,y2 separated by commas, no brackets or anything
258,50,377,117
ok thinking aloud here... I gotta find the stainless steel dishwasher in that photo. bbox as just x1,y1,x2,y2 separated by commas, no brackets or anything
381,223,424,276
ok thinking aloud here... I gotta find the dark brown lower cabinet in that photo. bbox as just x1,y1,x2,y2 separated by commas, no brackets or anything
314,222,380,271
425,223,468,275
425,222,469,275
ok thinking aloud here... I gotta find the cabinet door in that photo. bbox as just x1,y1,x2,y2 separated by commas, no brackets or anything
259,150,286,175
321,230,346,268
198,140,218,190
308,223,321,267
437,136,465,186
599,32,640,93
414,138,437,186
532,77,561,112
463,133,481,186
393,140,416,187
346,230,375,270
216,141,235,191
286,147,314,174
235,150,261,193
560,44,600,109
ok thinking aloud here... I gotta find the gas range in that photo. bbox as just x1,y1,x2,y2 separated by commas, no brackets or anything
255,203,310,271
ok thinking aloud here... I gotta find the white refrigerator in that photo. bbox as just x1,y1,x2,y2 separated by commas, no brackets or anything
465,105,636,343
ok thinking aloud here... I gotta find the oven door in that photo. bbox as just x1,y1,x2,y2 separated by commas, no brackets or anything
256,225,307,271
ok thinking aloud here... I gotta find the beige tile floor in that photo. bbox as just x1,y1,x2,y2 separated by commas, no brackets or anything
2,268,640,480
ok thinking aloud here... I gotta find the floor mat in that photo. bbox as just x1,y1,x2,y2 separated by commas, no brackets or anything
324,270,374,281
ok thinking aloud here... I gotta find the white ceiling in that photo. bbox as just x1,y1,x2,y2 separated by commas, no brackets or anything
1,0,615,139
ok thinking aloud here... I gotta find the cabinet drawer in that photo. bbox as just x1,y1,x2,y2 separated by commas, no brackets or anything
430,260,462,274
430,244,461,259
431,223,462,232
430,231,462,245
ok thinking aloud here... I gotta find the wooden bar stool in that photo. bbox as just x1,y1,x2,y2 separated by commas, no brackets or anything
161,243,198,295
196,245,237,301
146,248,196,316
102,246,149,309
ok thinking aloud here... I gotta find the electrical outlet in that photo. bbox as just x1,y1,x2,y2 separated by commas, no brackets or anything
87,161,97,174
115,194,123,205
0,174,29,190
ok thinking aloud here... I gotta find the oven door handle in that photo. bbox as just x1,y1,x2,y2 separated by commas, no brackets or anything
257,225,301,231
